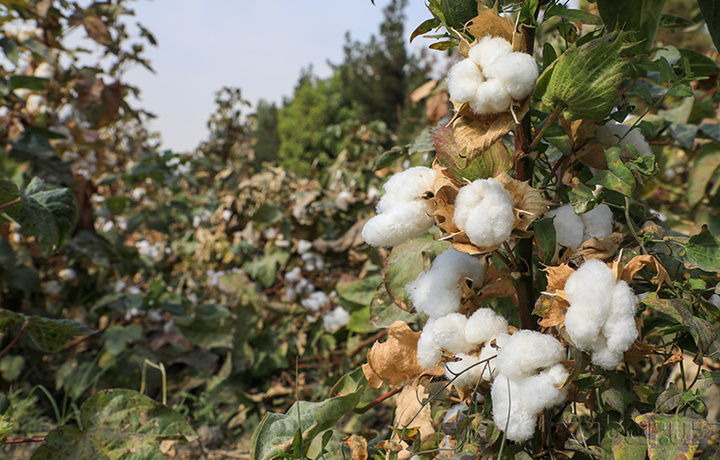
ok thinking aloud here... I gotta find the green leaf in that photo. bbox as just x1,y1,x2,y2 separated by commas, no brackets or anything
250,202,283,225
250,368,367,460
0,37,20,65
9,75,48,91
597,0,665,54
175,304,235,349
410,18,440,42
31,389,196,460
685,225,720,272
698,0,720,52
602,387,636,416
336,275,383,307
668,123,698,149
434,125,512,181
384,237,451,312
10,130,73,185
633,412,714,460
701,369,720,385
376,146,405,170
532,218,556,264
591,146,636,196
102,325,143,357
687,143,720,207
242,247,289,288
369,282,418,328
699,123,720,143
655,383,683,413
641,292,719,355
609,432,647,460
678,48,720,77
0,311,95,353
546,4,602,25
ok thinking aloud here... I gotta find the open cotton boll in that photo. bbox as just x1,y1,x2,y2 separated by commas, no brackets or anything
445,353,485,390
376,166,436,213
602,315,638,354
453,178,515,249
596,120,652,158
323,307,351,331
590,343,625,370
447,58,485,103
547,204,584,250
491,375,537,442
484,52,539,100
465,308,509,345
468,35,513,70
610,279,639,318
417,327,444,369
580,204,613,241
564,259,615,317
495,330,566,378
425,313,473,355
469,79,512,115
519,367,568,415
406,248,486,318
362,200,435,247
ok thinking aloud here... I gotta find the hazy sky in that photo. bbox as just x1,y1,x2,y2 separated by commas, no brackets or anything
125,0,432,152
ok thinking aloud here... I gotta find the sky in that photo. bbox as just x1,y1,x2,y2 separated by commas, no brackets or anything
125,0,433,153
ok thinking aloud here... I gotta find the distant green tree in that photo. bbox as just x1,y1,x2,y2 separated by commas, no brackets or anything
250,100,281,166
277,72,351,172
337,0,429,134
201,87,252,163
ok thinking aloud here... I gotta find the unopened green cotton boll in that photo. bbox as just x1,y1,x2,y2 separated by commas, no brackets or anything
540,34,627,122
440,0,479,31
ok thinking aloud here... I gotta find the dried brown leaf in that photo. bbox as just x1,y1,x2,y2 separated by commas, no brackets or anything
466,6,518,49
572,140,608,169
344,435,369,460
495,173,551,232
619,254,671,291
391,382,434,460
561,118,598,149
566,233,623,267
545,264,576,292
362,321,425,389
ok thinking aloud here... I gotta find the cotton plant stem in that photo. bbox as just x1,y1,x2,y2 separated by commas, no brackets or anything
0,322,27,360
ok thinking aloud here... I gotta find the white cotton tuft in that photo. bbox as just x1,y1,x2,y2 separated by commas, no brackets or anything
491,375,537,442
406,249,486,319
465,308,508,345
590,344,625,370
563,259,615,320
323,307,351,331
546,204,584,250
495,330,566,378
362,201,435,247
596,120,652,158
445,353,484,391
453,178,515,249
470,79,512,115
416,326,443,369
447,58,485,103
519,368,567,415
484,52,539,100
362,167,437,247
581,204,613,242
468,36,513,70
425,313,473,355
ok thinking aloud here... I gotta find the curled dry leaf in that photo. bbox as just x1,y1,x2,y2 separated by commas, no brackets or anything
362,321,425,389
465,4,524,53
618,254,671,291
495,173,551,233
391,382,434,460
566,233,623,268
343,434,369,460
536,264,575,328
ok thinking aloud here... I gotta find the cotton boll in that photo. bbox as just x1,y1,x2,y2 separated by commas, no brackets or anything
362,200,435,247
590,344,625,370
406,249,486,318
376,166,436,213
484,52,539,100
417,326,444,368
519,370,565,415
425,313,473,355
323,307,351,331
609,280,638,318
470,79,512,114
468,36,513,70
580,204,613,241
495,330,566,378
544,363,570,388
602,315,638,354
596,120,652,158
465,308,508,345
453,178,515,248
447,58,485,103
491,375,537,442
563,259,615,319
445,353,485,390
563,306,605,349
546,204,584,250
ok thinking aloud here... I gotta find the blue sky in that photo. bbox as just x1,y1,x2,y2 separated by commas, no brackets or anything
125,0,433,152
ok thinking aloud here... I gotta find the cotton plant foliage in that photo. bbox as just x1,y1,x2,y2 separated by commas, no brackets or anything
362,166,437,247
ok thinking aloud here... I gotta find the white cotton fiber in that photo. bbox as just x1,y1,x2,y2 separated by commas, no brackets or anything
491,375,537,442
596,120,652,158
362,201,435,247
546,204,584,250
417,326,444,369
519,368,567,415
323,307,351,331
495,330,566,378
447,58,484,103
590,344,625,370
468,36,513,70
581,204,613,242
453,178,515,249
425,313,473,355
362,167,437,248
445,353,485,390
376,166,436,213
609,280,639,318
465,308,509,344
484,52,539,100
564,259,615,319
470,79,512,114
406,249,486,318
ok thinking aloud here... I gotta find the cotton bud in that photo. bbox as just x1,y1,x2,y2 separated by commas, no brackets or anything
540,34,627,122
453,178,515,249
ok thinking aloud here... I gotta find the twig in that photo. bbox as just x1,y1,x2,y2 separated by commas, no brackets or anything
2,436,45,445
625,196,648,255
0,197,21,211
349,329,389,359
530,105,565,151
0,322,27,360
354,386,403,414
